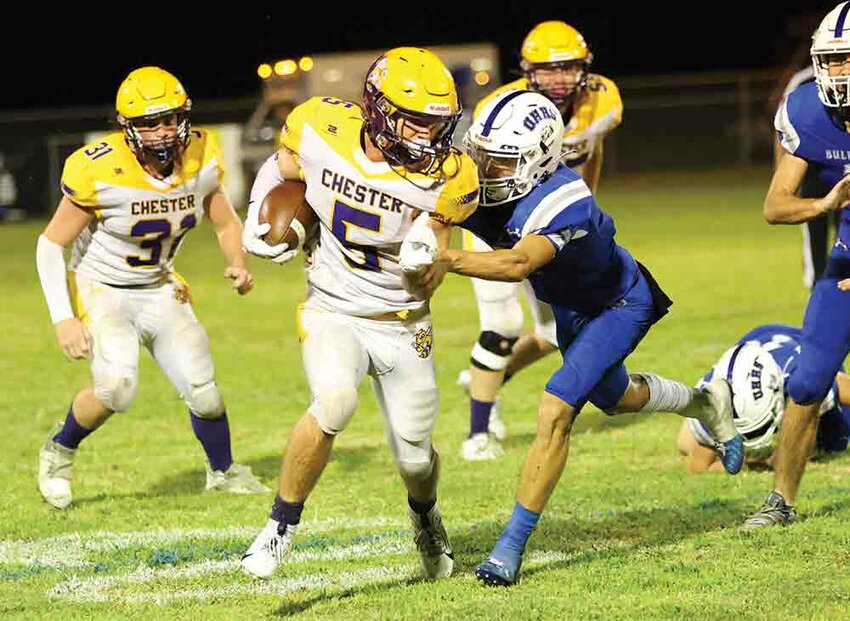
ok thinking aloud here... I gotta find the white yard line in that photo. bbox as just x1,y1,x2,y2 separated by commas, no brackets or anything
0,517,405,568
2,519,627,604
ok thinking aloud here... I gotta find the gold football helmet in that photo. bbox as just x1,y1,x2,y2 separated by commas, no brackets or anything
363,47,462,174
116,66,192,164
520,21,592,107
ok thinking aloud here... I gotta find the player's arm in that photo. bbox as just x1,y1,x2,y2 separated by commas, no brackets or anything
835,372,850,406
204,185,253,295
36,196,95,361
764,151,850,224
676,422,721,473
443,233,556,282
242,149,301,264
402,214,454,299
275,147,303,180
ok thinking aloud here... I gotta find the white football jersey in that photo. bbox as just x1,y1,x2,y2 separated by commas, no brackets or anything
280,96,479,316
61,130,224,286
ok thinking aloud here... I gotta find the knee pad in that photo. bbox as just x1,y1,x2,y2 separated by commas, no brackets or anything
93,371,138,413
471,330,519,371
395,441,435,481
477,295,523,338
186,381,225,419
788,368,834,406
309,385,359,435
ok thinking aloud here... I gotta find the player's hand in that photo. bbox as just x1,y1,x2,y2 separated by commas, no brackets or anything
242,218,299,264
225,266,254,295
837,278,850,292
55,318,92,361
402,251,451,300
400,213,438,273
819,174,850,213
418,256,452,298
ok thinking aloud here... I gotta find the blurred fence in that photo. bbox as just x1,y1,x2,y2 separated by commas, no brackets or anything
0,68,783,218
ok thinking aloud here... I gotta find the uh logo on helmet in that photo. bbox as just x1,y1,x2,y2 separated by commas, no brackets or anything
464,90,565,206
363,47,462,176
812,2,850,108
714,341,785,454
116,66,192,166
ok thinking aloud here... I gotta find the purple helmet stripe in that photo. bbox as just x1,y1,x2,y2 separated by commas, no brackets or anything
836,2,850,37
725,343,746,382
725,343,747,420
481,90,526,137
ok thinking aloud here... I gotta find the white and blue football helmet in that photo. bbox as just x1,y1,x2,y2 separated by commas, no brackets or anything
463,90,565,206
713,341,785,455
812,2,850,108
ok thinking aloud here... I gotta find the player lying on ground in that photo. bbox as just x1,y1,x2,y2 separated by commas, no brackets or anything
677,324,850,473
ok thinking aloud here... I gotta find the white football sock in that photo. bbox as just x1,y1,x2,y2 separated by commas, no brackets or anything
636,373,695,414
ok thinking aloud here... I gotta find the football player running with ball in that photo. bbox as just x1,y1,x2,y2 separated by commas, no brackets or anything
407,90,743,586
35,67,268,510
239,48,480,580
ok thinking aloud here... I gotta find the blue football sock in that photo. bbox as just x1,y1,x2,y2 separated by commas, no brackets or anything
491,502,541,563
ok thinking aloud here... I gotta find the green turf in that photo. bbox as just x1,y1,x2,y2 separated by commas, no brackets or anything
2,167,848,620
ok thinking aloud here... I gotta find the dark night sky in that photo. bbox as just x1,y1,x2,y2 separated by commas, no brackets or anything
3,2,838,111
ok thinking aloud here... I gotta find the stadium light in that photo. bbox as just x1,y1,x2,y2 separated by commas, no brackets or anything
299,57,314,72
257,64,273,79
471,58,492,72
274,60,298,76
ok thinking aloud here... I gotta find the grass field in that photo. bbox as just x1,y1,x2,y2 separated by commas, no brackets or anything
2,167,849,619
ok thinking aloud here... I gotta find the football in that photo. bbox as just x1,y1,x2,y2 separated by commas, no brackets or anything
258,180,318,249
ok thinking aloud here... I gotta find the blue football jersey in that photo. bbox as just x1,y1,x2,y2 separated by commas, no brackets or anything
776,82,850,270
460,166,640,314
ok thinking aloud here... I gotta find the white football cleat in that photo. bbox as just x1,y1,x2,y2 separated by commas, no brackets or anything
457,369,472,392
408,503,454,579
240,518,298,579
695,378,738,443
205,463,271,494
38,437,75,509
457,369,508,440
461,432,504,461
685,378,745,474
488,400,507,441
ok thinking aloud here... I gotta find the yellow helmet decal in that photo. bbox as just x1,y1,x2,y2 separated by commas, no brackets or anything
521,21,590,65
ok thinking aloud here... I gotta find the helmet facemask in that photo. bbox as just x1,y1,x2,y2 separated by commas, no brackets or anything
464,130,559,207
522,59,589,109
811,3,850,110
812,50,850,108
363,82,460,175
119,103,192,168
